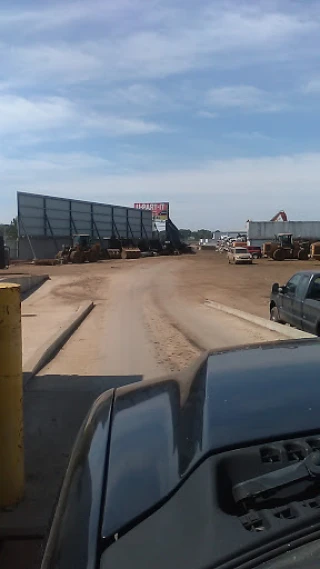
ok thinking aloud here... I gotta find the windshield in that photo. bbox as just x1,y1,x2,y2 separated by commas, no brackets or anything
4,3,320,569
235,248,248,254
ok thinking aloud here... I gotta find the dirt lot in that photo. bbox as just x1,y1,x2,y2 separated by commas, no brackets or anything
8,252,295,382
6,252,320,319
175,250,320,318
6,252,293,383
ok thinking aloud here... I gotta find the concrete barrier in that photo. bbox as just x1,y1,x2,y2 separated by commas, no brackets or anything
23,301,94,385
0,274,49,294
205,299,316,340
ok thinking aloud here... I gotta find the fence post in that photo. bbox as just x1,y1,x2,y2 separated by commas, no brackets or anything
0,283,24,507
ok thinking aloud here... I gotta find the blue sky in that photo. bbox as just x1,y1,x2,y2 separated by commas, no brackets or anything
1,0,320,229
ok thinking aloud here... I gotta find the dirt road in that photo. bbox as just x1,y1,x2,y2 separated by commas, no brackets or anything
38,257,288,380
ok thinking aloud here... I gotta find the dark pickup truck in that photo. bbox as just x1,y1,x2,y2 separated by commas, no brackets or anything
270,270,320,335
41,339,320,569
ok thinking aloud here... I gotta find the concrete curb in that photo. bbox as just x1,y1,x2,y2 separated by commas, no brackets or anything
204,299,316,340
23,301,94,385
0,274,49,293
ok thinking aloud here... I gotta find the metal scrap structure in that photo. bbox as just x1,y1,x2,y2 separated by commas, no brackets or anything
17,192,153,260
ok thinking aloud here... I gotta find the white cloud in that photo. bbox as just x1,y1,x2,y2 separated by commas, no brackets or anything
84,114,167,135
92,83,178,116
0,94,166,139
115,84,161,106
1,2,318,87
0,1,135,31
303,79,320,93
87,8,316,81
112,83,175,111
197,110,218,119
9,44,102,84
0,152,111,175
0,95,75,134
223,131,271,141
205,85,286,113
1,0,320,228
2,151,320,227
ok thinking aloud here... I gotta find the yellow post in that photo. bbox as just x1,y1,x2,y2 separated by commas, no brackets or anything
0,283,24,507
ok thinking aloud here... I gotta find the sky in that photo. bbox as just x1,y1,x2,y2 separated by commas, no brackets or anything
1,0,320,229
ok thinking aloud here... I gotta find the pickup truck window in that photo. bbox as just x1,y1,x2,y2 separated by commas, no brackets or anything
286,274,302,295
296,274,311,300
307,277,320,300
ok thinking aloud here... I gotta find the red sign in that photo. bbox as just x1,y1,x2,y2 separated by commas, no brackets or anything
134,202,169,221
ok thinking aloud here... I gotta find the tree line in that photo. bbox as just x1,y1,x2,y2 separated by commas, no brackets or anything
178,229,213,240
0,218,18,240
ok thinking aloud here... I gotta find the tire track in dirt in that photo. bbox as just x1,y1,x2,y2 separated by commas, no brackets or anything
143,292,201,373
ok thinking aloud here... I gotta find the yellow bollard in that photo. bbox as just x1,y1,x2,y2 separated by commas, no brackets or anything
0,283,24,507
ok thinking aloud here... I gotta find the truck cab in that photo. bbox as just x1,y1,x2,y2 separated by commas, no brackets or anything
73,234,91,248
277,232,294,248
270,271,320,335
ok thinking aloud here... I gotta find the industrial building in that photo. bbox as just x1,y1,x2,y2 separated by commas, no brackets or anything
247,221,320,247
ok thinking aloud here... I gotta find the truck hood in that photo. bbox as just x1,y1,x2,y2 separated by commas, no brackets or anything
102,338,320,539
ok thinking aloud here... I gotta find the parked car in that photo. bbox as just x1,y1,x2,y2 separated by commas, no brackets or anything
270,270,320,335
228,247,252,264
41,339,320,569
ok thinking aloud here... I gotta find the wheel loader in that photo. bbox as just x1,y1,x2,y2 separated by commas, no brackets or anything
310,241,320,261
100,237,141,260
56,234,100,263
262,233,310,261
119,239,141,259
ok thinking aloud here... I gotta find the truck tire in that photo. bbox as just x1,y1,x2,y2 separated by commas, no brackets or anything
270,306,282,323
298,248,309,261
252,253,259,259
70,250,85,263
273,248,286,261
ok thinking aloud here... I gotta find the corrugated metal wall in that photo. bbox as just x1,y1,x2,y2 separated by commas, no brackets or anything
247,221,320,242
17,192,153,259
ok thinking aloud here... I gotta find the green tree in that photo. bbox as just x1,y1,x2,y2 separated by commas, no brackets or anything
178,228,213,241
179,229,192,240
0,218,18,240
7,218,18,240
197,229,213,239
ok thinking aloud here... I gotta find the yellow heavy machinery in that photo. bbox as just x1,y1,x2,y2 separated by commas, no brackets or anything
102,238,141,260
56,234,100,264
262,233,310,261
121,246,141,260
310,242,320,261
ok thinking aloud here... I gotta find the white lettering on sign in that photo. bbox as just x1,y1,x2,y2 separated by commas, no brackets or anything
134,202,169,220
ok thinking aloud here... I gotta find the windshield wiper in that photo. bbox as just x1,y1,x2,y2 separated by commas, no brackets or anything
233,451,320,503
